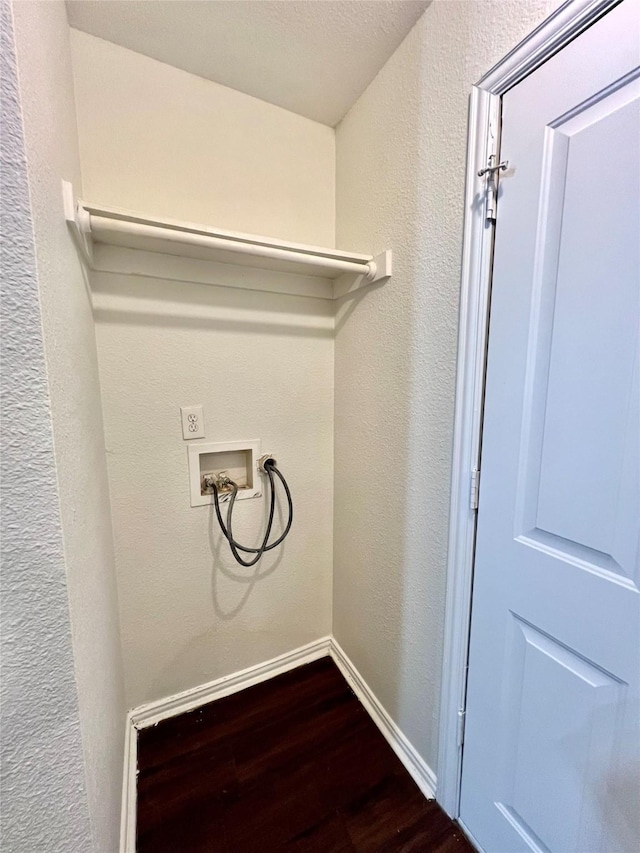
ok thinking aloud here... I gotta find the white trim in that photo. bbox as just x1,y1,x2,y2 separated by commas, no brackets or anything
131,636,332,729
437,83,498,818
120,635,437,850
437,0,621,820
119,712,137,853
479,0,620,94
330,639,437,800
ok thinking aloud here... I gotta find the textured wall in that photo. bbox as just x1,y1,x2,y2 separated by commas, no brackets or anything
70,36,335,708
333,0,561,773
70,29,335,246
10,2,126,850
0,1,92,849
93,275,334,707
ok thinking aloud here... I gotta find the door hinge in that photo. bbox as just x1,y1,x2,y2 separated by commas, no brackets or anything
470,467,480,510
457,708,467,747
478,155,509,221
479,95,505,221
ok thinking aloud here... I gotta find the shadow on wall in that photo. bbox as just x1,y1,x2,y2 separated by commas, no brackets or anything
90,270,335,339
208,499,287,621
333,277,389,335
332,3,468,769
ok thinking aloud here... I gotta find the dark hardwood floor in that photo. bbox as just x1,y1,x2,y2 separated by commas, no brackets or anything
137,657,474,852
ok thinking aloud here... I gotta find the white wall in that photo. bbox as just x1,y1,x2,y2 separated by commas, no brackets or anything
70,29,335,247
70,34,335,708
333,0,561,774
64,1,564,771
8,2,126,850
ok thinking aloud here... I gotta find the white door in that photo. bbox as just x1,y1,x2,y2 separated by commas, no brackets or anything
459,2,640,851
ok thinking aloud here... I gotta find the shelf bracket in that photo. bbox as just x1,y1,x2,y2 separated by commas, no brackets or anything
62,180,93,266
333,249,392,299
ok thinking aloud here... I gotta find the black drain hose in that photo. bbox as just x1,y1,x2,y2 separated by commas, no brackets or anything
210,459,293,567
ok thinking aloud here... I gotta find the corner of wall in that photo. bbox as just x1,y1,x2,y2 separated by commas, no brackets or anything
1,1,93,849
332,0,565,774
10,1,126,850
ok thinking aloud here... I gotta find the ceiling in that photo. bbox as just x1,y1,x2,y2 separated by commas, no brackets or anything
66,0,430,127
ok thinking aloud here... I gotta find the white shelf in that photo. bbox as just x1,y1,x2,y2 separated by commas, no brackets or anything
63,182,391,300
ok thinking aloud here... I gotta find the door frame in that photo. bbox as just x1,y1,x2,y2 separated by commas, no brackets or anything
436,0,621,819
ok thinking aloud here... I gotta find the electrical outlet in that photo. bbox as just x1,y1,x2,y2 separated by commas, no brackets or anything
180,405,205,440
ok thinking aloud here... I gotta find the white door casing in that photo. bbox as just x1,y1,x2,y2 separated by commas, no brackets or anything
458,1,640,851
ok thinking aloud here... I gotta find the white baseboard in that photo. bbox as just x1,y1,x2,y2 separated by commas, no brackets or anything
329,639,437,800
119,634,436,852
130,636,332,729
119,710,137,853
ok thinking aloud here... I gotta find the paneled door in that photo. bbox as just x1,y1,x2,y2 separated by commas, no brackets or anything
459,2,640,851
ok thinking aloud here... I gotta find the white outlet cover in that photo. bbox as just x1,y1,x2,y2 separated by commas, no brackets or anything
188,439,262,507
180,405,205,440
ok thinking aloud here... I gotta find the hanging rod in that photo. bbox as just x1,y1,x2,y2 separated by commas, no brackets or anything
63,184,391,286
62,182,392,299
88,214,378,279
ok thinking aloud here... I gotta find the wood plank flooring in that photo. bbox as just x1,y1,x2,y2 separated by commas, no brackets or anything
136,657,474,852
